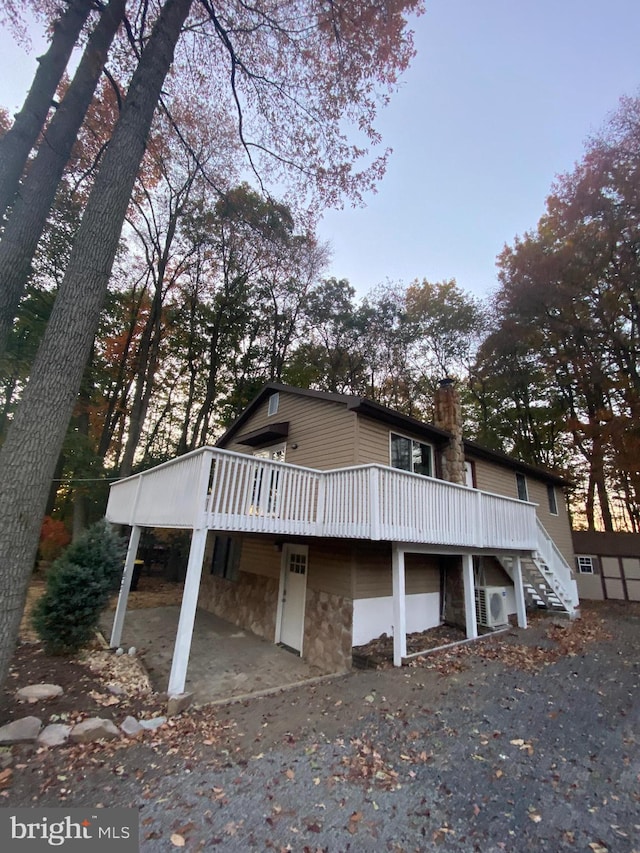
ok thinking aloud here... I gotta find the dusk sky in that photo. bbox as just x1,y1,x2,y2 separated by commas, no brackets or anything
1,1,639,300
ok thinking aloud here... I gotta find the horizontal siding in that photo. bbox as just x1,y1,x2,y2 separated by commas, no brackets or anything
470,456,575,566
307,540,353,598
354,548,440,598
238,534,281,579
481,556,512,586
355,417,392,465
223,392,357,470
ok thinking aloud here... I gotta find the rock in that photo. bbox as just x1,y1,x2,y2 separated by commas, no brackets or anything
70,718,120,743
0,751,12,769
16,684,63,702
106,683,125,696
120,716,144,738
167,693,194,717
0,716,42,745
128,647,137,655
115,648,124,656
38,724,72,747
139,716,166,731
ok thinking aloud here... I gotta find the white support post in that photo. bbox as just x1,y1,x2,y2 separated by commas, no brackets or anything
392,544,407,666
110,525,141,648
462,553,478,639
511,554,528,629
369,467,381,540
167,526,208,696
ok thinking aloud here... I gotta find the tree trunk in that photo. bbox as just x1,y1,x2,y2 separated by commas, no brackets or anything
0,0,194,689
0,0,127,358
0,0,94,220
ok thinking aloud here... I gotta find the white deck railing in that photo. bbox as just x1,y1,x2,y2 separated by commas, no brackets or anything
535,518,580,610
106,446,538,552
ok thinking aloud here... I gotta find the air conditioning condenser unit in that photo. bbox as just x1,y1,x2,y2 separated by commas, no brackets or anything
475,586,509,629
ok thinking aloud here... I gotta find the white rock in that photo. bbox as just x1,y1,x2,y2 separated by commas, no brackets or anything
37,724,72,747
16,684,63,702
70,717,120,743
139,717,166,731
0,716,42,744
127,647,137,656
120,716,144,738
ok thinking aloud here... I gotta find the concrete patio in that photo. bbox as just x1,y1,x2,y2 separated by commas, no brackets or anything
101,606,334,705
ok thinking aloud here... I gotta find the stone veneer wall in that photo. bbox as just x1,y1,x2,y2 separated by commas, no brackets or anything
433,379,467,485
303,587,353,673
442,556,465,630
198,570,279,641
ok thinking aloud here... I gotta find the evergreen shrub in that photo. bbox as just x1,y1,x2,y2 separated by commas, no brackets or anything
32,520,125,655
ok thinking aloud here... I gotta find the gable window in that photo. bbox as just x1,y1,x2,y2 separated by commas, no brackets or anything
516,472,528,501
390,433,433,477
211,535,241,581
576,555,594,575
267,392,279,416
547,484,558,515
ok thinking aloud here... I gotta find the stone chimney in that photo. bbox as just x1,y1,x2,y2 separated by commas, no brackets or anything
433,378,466,485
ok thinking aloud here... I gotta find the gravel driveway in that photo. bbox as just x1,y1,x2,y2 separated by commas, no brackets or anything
6,604,639,852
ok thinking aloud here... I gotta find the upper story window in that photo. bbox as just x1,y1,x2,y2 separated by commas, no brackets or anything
516,472,528,501
547,484,558,515
253,443,286,462
390,433,433,477
267,392,279,416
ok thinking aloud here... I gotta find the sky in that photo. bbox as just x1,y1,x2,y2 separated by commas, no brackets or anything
318,0,640,298
1,1,639,300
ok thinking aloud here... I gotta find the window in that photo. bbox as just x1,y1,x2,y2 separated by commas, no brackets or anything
251,444,285,515
516,472,528,501
390,433,433,477
576,555,594,575
547,484,558,515
211,535,240,581
267,392,279,416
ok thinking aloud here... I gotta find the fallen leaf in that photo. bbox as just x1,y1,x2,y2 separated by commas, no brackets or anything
170,834,185,847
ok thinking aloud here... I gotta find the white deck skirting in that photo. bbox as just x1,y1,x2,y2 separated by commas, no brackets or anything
352,592,441,646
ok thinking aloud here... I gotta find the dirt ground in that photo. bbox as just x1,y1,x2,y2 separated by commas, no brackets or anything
2,585,639,852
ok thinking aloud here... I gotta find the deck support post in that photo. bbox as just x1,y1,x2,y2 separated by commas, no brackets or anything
110,524,141,648
392,544,407,666
462,553,478,639
511,554,528,628
168,526,208,695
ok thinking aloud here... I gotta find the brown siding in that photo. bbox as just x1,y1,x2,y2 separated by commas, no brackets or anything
235,534,281,580
222,391,358,470
481,556,512,586
306,540,353,598
352,547,440,598
353,543,393,598
469,455,575,566
354,417,392,465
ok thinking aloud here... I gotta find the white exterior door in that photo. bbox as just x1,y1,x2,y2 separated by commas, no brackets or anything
277,544,308,653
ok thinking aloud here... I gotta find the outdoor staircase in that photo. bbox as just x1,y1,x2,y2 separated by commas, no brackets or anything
499,519,580,619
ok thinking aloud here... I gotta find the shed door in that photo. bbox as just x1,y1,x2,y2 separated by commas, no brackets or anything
278,544,308,653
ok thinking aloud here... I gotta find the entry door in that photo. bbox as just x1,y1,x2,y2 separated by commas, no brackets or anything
278,544,308,653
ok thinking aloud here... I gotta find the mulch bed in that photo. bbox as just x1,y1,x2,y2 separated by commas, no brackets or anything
1,575,185,729
353,623,467,669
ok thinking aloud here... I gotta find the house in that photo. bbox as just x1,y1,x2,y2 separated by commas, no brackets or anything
572,530,640,602
105,381,579,696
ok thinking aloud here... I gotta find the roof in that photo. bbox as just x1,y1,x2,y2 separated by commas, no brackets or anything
218,382,569,486
572,529,640,557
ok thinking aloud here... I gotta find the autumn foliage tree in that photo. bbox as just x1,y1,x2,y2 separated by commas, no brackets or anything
0,0,425,687
473,95,640,531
